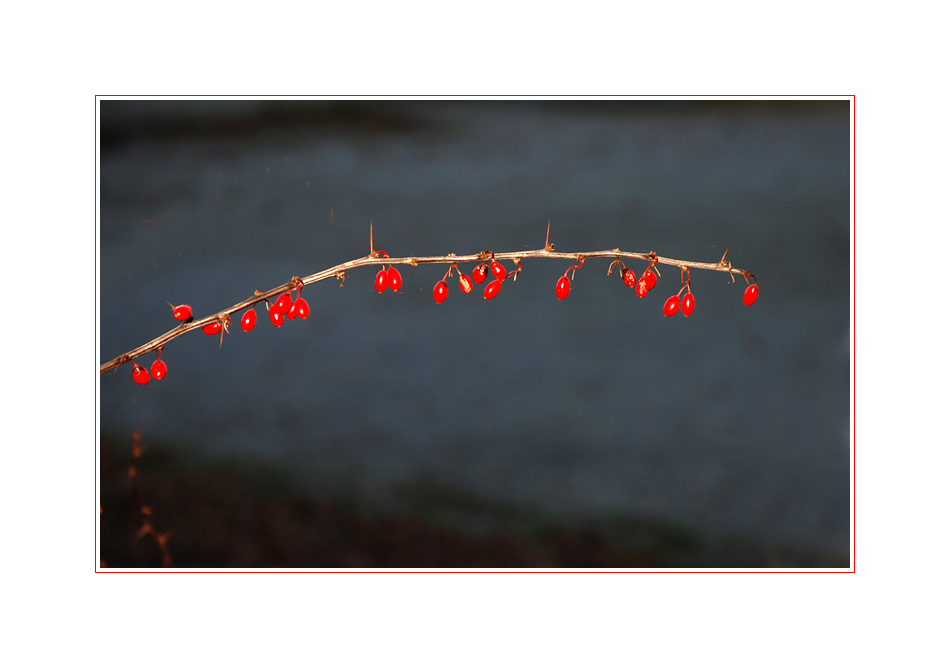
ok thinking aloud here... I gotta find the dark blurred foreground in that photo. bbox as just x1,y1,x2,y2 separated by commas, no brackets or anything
100,434,846,569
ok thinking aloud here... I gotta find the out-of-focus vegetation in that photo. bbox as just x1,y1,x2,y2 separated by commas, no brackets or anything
100,435,847,569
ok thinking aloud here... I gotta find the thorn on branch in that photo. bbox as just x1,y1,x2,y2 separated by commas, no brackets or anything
719,243,733,267
718,244,735,281
335,271,346,287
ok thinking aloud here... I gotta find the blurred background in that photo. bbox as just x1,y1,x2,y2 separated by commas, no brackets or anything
98,100,851,568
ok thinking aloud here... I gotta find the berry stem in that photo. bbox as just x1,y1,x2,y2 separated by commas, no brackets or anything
442,263,461,282
504,258,523,282
565,256,585,280
677,267,691,298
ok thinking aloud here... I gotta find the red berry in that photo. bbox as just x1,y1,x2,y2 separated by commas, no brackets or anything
490,261,506,280
555,275,571,300
636,278,649,298
645,269,657,290
743,284,759,306
172,304,192,322
132,364,150,385
388,266,402,292
150,359,167,380
203,322,222,335
274,293,293,315
289,296,310,320
269,305,284,328
240,308,257,332
458,273,473,294
472,263,488,284
484,279,502,300
663,295,680,317
375,269,388,293
433,280,449,304
623,269,637,288
681,292,695,317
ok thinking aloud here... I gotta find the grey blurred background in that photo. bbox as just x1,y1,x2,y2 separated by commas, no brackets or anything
98,100,851,566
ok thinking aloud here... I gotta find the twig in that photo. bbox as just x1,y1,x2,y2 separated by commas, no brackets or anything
100,230,753,373
128,430,173,567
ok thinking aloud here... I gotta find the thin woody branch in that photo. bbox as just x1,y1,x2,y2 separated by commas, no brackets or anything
100,243,753,374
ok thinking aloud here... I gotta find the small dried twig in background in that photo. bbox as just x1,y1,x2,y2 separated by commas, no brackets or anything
128,430,173,567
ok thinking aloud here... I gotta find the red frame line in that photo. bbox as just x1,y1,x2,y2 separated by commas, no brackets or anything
95,94,856,574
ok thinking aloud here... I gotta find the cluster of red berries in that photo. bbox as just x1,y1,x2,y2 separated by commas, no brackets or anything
132,349,166,385
255,288,310,329
432,263,473,303
431,259,519,303
132,304,198,383
663,290,696,317
375,266,403,293
657,266,695,318
606,258,659,300
634,266,658,298
169,302,214,329
133,287,312,384
373,252,403,294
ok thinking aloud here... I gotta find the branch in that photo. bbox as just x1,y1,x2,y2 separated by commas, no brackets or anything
100,234,753,374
